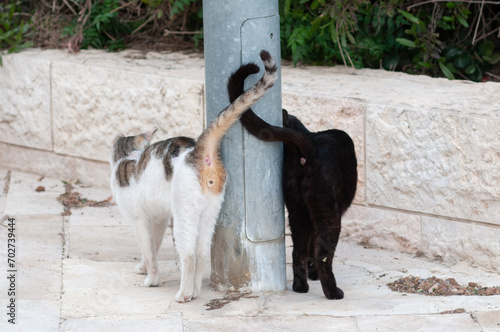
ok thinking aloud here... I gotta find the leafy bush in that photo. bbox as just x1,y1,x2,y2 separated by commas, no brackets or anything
0,0,33,64
1,0,499,81
280,0,500,81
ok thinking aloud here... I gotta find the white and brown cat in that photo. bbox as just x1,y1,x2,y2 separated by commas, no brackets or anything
110,51,277,303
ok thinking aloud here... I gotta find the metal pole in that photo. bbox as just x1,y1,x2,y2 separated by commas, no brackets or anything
203,0,286,293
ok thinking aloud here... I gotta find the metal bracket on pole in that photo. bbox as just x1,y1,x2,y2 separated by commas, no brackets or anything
203,0,286,293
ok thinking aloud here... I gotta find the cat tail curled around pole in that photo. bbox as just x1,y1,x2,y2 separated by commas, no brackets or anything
195,50,277,155
188,50,277,195
227,63,314,160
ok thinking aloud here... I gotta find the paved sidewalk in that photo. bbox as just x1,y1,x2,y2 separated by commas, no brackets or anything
0,169,499,331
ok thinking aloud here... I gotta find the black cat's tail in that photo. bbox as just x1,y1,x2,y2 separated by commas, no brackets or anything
189,50,277,195
228,63,314,159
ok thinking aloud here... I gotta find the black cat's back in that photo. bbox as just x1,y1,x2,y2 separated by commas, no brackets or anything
311,129,357,214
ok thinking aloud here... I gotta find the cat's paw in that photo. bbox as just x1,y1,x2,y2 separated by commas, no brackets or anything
134,262,147,275
143,273,160,287
323,286,344,300
175,290,193,303
292,279,309,293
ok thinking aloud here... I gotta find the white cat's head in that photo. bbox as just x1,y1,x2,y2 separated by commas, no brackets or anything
111,128,157,164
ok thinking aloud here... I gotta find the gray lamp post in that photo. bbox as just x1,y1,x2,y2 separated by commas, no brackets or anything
203,0,286,293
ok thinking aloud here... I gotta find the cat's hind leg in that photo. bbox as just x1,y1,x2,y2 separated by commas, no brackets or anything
172,209,200,303
133,217,160,286
289,209,311,294
192,197,222,299
314,225,343,300
175,250,196,303
307,232,319,281
134,256,147,275
152,218,169,255
134,219,169,275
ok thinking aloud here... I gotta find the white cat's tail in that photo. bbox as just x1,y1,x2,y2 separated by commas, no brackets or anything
188,50,277,194
198,50,277,154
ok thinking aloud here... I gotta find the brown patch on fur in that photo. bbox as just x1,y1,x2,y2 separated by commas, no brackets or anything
186,144,226,195
201,157,226,195
162,154,174,181
135,145,152,181
113,136,136,163
133,134,149,150
152,137,196,181
113,134,151,164
116,159,136,187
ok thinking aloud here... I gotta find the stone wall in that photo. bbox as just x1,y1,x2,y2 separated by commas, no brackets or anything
1,48,499,271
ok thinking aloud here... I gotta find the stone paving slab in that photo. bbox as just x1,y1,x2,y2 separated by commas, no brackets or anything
60,314,185,332
355,313,481,332
4,171,64,216
1,169,500,332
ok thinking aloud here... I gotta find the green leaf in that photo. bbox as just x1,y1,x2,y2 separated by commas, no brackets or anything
284,0,291,15
329,22,337,43
396,38,416,48
446,62,459,74
468,67,482,82
418,61,432,68
346,30,355,44
444,47,461,59
397,9,420,25
483,54,500,65
456,15,468,28
465,64,476,75
439,62,455,80
454,54,472,69
478,41,494,57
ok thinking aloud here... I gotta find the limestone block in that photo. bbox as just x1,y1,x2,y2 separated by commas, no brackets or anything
366,104,500,225
52,61,204,163
282,93,365,204
0,53,52,150
0,142,110,188
342,205,421,254
421,216,500,272
282,63,500,113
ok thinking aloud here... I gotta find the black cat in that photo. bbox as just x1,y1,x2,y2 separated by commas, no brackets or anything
227,64,357,299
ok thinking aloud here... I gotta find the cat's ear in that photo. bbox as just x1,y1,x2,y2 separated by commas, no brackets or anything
143,128,158,143
112,134,125,145
282,109,289,126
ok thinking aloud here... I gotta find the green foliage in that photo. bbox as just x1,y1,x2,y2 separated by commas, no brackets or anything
279,0,500,81
0,0,33,64
170,0,198,18
63,0,141,51
1,0,499,81
280,0,364,66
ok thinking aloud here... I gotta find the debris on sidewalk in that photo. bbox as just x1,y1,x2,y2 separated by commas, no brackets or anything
388,275,500,296
57,182,113,216
205,293,258,311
